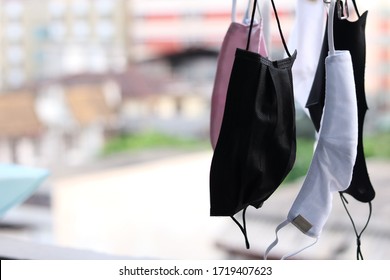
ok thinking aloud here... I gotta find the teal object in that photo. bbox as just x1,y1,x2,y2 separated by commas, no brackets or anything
0,164,49,217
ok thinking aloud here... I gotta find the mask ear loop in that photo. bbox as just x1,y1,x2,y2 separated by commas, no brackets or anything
264,220,289,260
245,0,258,50
351,0,360,17
270,0,291,58
340,193,373,260
231,207,250,249
281,238,318,260
337,0,349,20
246,0,290,55
243,0,262,24
328,0,336,56
264,220,318,260
232,0,237,22
338,0,361,20
228,0,260,251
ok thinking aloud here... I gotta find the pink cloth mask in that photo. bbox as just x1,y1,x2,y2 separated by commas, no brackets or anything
210,1,268,149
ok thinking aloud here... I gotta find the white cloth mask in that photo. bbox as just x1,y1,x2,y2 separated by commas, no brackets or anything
264,0,358,259
289,0,326,116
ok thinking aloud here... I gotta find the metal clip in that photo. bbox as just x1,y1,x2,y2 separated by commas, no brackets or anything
337,0,349,20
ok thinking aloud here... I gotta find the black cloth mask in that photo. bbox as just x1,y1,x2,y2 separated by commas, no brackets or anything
209,0,297,249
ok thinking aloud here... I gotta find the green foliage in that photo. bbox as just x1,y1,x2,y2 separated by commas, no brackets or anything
363,133,390,159
283,133,390,184
101,131,207,156
101,131,390,183
283,137,315,184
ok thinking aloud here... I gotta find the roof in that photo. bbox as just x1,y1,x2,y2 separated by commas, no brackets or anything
147,47,219,67
35,69,166,99
0,92,43,138
113,67,167,98
65,85,113,126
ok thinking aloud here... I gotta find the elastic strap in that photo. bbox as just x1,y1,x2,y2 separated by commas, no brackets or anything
328,0,336,55
264,219,318,260
351,0,360,18
233,0,262,23
231,206,250,249
270,0,291,57
246,0,289,56
340,193,373,260
244,0,262,23
232,0,237,22
332,0,360,20
264,219,289,259
245,0,258,50
281,237,318,260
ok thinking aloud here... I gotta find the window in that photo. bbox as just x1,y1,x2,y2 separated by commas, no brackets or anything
4,1,24,20
72,20,91,39
6,67,25,87
6,45,24,65
88,46,107,72
48,1,67,18
96,20,114,40
49,21,67,41
71,0,89,17
95,0,114,17
5,23,24,42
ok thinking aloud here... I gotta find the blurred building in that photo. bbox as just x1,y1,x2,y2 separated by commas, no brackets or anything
0,1,236,166
367,1,390,114
0,0,250,90
129,0,241,61
0,0,47,90
0,0,129,91
1,0,390,95
0,0,389,168
0,0,389,261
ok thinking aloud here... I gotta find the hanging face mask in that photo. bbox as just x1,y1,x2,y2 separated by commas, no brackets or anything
210,0,296,249
210,0,267,149
265,0,358,259
288,0,326,116
306,0,374,260
307,1,374,203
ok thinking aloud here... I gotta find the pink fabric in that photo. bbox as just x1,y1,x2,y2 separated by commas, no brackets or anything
210,21,268,149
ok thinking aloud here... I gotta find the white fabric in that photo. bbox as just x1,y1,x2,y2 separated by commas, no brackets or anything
265,0,358,258
232,0,262,23
288,0,326,114
264,220,319,260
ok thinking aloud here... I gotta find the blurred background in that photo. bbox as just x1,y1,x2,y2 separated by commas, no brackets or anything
0,0,389,260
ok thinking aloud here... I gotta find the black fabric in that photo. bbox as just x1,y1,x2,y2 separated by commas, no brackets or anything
305,19,327,132
210,49,297,216
306,8,375,203
209,0,297,249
